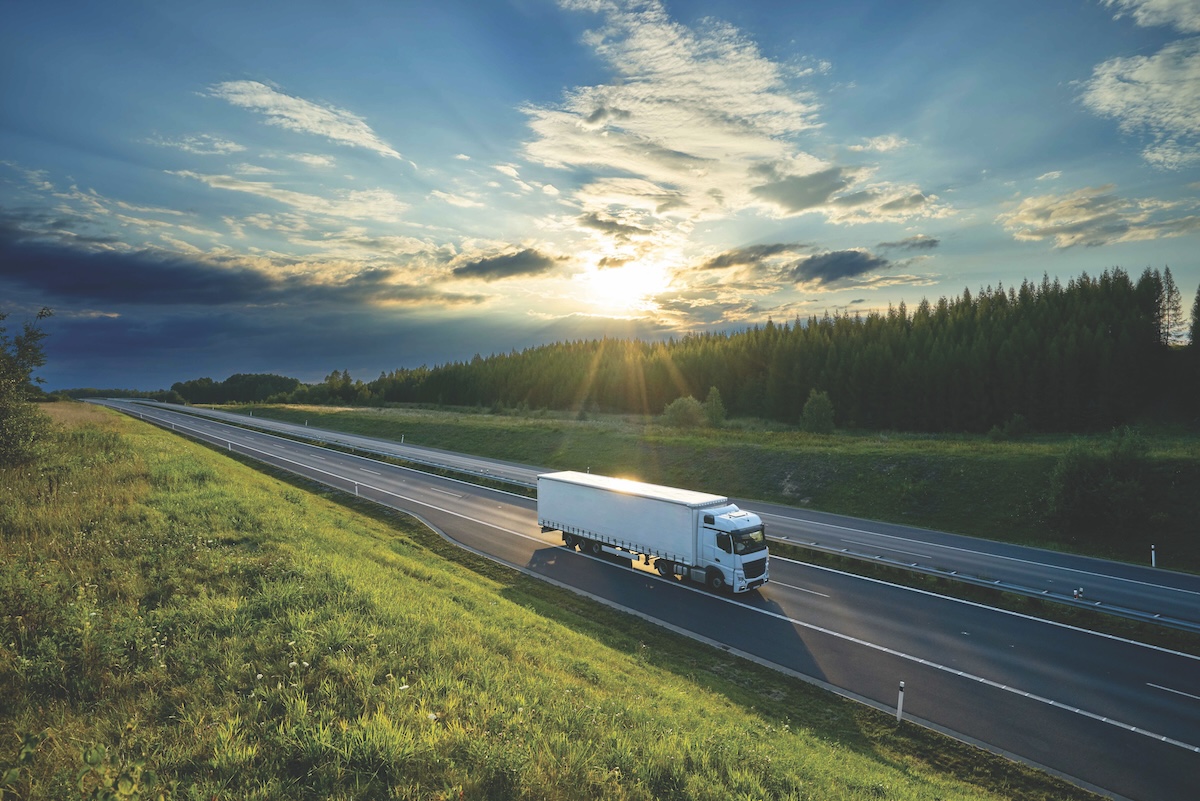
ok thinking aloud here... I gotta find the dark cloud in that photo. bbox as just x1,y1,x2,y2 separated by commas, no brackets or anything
0,235,277,305
582,105,632,129
750,167,855,213
878,235,940,251
0,222,482,309
700,243,806,270
451,248,561,281
578,213,647,241
879,192,929,213
791,250,893,285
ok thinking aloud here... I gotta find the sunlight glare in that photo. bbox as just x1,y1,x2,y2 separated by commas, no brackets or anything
581,260,672,316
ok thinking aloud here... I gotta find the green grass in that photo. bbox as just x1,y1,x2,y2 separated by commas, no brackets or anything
228,403,1200,573
0,403,1102,800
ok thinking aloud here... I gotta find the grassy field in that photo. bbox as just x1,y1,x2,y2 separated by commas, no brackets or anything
0,402,1103,800
229,404,1200,573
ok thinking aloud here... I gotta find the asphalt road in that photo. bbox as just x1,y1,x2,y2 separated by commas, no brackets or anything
132,400,1200,632
95,399,1200,800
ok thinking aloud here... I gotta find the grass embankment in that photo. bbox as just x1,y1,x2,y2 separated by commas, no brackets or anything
233,404,1200,573
0,403,1100,800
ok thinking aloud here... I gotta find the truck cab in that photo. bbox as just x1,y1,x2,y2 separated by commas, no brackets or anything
698,505,769,592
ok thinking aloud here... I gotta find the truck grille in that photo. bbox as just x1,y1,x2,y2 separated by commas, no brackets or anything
743,556,767,580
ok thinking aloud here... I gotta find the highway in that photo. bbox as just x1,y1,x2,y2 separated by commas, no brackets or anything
130,400,1200,632
95,399,1200,800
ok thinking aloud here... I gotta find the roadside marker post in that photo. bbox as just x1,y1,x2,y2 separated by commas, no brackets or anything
1152,545,1157,568
896,681,905,722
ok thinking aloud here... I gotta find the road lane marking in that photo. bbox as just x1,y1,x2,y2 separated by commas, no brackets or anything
359,468,381,475
429,487,463,498
760,511,1200,598
841,539,931,559
769,580,830,597
771,553,1200,661
1147,683,1200,702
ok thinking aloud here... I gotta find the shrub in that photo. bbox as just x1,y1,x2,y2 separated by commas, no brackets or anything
661,395,706,428
800,390,835,434
1047,427,1148,541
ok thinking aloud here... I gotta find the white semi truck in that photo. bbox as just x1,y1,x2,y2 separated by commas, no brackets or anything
537,470,769,593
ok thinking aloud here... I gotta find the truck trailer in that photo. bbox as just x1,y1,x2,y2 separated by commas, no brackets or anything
537,471,769,593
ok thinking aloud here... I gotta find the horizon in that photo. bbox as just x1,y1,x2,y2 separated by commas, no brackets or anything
3,0,1198,390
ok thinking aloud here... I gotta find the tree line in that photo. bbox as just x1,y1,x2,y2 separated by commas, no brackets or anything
166,267,1199,433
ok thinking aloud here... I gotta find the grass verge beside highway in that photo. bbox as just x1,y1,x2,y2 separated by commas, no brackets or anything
0,403,1101,800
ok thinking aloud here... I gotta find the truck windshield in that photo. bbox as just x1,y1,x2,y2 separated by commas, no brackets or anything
732,526,767,555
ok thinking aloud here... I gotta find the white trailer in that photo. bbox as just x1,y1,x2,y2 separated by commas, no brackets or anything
537,471,769,593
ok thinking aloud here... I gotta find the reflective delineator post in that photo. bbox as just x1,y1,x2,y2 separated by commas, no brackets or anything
1152,545,1157,568
896,681,905,723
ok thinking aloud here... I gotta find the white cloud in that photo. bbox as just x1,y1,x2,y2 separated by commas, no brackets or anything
454,153,472,161
430,189,484,208
147,133,246,155
1036,170,1062,181
847,135,909,152
208,80,402,160
524,0,939,234
1103,0,1200,32
171,170,409,222
290,153,336,168
1081,37,1200,168
996,184,1200,247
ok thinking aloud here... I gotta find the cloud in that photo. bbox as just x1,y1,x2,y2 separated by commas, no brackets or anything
877,235,939,251
430,189,484,208
208,80,402,160
700,242,807,269
147,133,246,155
451,248,563,281
1103,0,1200,32
1081,37,1200,168
751,166,858,214
0,227,481,310
1036,171,1062,181
996,184,1200,247
847,135,909,152
171,170,409,222
577,212,648,240
791,250,893,286
289,153,336,168
522,0,943,240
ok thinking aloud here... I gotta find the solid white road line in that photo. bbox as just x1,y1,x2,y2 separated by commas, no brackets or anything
1147,683,1200,703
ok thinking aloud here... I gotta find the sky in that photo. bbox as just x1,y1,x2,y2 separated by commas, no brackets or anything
2,0,1199,390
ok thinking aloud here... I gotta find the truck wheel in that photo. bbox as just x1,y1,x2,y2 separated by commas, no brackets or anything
587,540,603,555
656,560,674,578
563,534,577,549
707,570,726,592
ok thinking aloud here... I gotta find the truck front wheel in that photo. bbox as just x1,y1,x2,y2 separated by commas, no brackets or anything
656,560,674,578
707,570,726,592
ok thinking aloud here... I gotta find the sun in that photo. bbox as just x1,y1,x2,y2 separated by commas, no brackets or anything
581,259,673,316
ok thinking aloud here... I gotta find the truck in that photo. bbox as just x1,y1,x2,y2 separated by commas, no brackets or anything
537,470,769,593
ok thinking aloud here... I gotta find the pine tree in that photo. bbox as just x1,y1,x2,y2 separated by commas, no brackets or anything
1163,266,1183,345
703,386,726,427
1189,281,1200,347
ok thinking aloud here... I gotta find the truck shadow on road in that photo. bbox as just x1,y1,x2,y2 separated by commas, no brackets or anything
522,544,828,686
